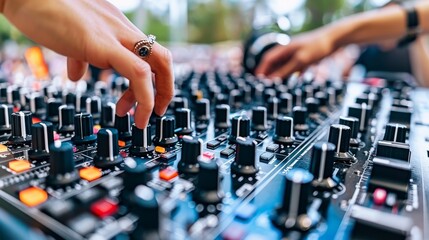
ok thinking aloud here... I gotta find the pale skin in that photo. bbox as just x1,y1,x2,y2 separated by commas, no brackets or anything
0,0,174,129
256,2,429,87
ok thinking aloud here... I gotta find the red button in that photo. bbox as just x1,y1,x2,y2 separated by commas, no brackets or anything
90,198,118,218
159,167,178,181
202,151,215,160
373,188,387,205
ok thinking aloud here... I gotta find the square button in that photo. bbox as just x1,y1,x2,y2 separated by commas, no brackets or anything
67,213,98,236
9,160,31,173
42,199,74,219
19,187,48,207
159,167,178,181
207,140,221,149
90,198,118,219
259,153,274,163
80,167,102,182
74,188,103,205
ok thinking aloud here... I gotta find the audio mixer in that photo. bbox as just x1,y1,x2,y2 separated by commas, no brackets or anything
0,70,427,240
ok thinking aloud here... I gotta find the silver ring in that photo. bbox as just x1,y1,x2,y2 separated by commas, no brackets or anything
133,34,156,59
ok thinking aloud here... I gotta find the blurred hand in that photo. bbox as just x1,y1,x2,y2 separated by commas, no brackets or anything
255,28,336,79
2,0,174,128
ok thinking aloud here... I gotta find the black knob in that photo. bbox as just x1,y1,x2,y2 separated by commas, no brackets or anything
0,104,12,137
64,92,76,108
263,88,276,102
356,93,378,109
175,108,193,135
85,96,101,121
72,113,97,145
280,93,293,114
328,124,353,161
195,99,210,121
251,106,268,131
306,98,320,115
348,103,371,132
266,97,280,120
29,122,54,161
304,85,314,98
232,137,258,175
6,87,20,104
178,136,202,174
273,116,294,145
171,97,188,111
130,185,160,240
215,104,230,129
339,116,360,147
153,116,178,147
130,123,154,157
327,87,337,106
29,94,46,118
100,103,116,128
46,99,62,124
121,157,152,197
47,141,79,187
315,92,328,108
310,142,337,190
115,113,132,141
292,89,303,106
229,115,250,143
271,169,315,231
193,159,223,205
293,106,308,131
384,123,407,143
8,111,32,145
57,105,75,135
94,128,124,168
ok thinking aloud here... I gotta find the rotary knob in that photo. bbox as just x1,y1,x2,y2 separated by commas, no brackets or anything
328,124,353,161
231,137,258,175
115,113,132,141
29,122,54,161
64,92,76,108
178,136,202,175
339,116,360,147
195,99,210,121
94,128,124,168
266,97,280,120
271,169,316,231
57,105,75,135
46,99,62,124
0,104,12,138
8,111,32,146
229,115,250,143
175,108,193,135
383,123,407,143
152,116,178,147
292,89,303,106
280,93,292,114
85,96,101,122
121,157,153,199
130,123,155,157
293,106,309,131
100,103,116,128
315,92,328,110
193,159,223,205
309,142,338,190
170,97,188,111
348,103,371,132
29,94,46,118
47,141,79,187
71,113,97,145
251,106,268,131
306,98,320,117
215,104,230,129
273,116,294,145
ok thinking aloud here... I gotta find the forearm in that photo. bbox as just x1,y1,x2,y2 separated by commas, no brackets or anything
0,0,4,13
410,36,429,87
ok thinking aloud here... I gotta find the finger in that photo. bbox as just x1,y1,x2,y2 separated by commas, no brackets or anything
255,44,295,76
116,89,135,116
67,58,88,81
109,46,154,128
267,57,303,79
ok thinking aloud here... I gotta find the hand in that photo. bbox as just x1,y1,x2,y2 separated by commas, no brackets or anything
255,28,336,79
2,0,174,128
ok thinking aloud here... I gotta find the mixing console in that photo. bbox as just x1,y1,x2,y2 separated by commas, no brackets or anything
0,70,427,240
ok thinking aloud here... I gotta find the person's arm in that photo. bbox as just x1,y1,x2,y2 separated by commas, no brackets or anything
410,36,429,87
256,2,429,80
1,0,174,129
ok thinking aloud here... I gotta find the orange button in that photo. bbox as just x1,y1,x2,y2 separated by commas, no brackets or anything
118,140,126,147
79,167,102,182
32,117,41,124
0,144,8,153
159,167,178,181
9,160,31,173
155,146,166,154
19,187,48,207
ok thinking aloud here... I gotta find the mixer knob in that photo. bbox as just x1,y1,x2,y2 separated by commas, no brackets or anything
356,93,378,109
231,137,259,175
306,97,320,116
85,96,101,121
263,89,276,102
71,113,97,145
348,103,371,132
8,111,32,146
229,89,242,108
130,123,155,157
193,159,223,205
328,124,354,161
383,123,407,143
251,106,268,131
266,97,280,120
47,141,79,187
94,128,124,168
29,122,54,161
178,136,202,175
57,105,75,135
339,116,360,147
292,89,303,106
195,99,210,121
121,157,153,197
174,108,193,135
29,94,46,118
64,92,76,108
229,115,250,143
170,97,188,111
130,185,161,239
114,113,132,141
310,142,338,190
215,104,230,130
153,116,178,147
273,116,294,145
315,92,328,109
0,104,12,138
304,85,314,98
293,106,309,131
100,103,116,128
280,93,293,114
46,99,62,124
271,169,316,231
327,87,337,106
6,86,20,104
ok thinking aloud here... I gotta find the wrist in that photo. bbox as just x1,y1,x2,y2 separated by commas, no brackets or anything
0,0,6,13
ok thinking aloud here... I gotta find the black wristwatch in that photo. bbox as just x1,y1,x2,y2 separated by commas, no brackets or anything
397,5,421,47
